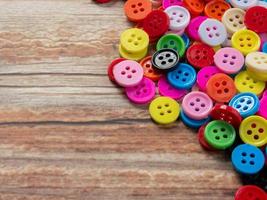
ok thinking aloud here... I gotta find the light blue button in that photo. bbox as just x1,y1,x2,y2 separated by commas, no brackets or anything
180,110,210,129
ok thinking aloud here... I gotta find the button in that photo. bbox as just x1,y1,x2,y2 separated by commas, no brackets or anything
204,0,231,21
245,52,267,73
214,47,244,74
152,48,179,71
245,6,267,33
197,66,221,91
124,0,152,22
162,0,183,9
125,77,156,104
151,0,162,8
187,16,208,41
231,144,265,175
231,29,261,55
119,44,147,61
198,19,227,46
240,115,267,147
142,10,169,39
229,93,260,118
149,96,180,124
222,8,246,34
183,0,205,15
167,63,196,89
234,71,265,96
108,58,125,82
222,32,233,47
198,124,216,151
113,60,144,87
140,56,162,81
182,91,213,120
258,96,267,120
247,68,267,82
164,6,191,31
263,42,267,53
204,120,236,150
157,34,186,57
230,0,259,10
181,33,190,49
235,185,267,200
180,110,210,129
158,76,187,100
96,0,112,3
120,28,149,54
206,73,236,103
210,104,242,128
186,43,215,69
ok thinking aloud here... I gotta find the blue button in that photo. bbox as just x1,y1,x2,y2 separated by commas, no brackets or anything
167,63,196,89
262,42,267,53
180,110,210,129
231,144,265,175
181,34,190,49
229,92,260,118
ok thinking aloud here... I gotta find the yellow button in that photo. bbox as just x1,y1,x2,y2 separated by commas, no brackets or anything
119,44,147,61
232,30,260,55
120,28,149,54
149,96,180,124
234,71,265,96
247,68,267,82
246,52,267,73
222,8,246,34
239,116,267,147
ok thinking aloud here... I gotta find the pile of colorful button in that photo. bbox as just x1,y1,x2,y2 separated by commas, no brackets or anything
97,0,267,198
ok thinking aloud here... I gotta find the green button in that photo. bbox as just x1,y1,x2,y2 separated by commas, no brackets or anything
156,34,185,57
204,120,236,150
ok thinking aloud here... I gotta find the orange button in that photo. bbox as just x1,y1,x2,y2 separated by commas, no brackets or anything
140,56,162,81
206,73,237,103
183,0,205,15
124,0,152,22
204,0,231,21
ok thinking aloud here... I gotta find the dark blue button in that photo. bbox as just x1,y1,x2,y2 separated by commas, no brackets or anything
167,63,196,89
229,92,260,118
180,110,210,129
231,144,265,175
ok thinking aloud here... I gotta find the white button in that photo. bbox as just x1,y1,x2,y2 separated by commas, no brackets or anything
229,0,258,10
259,1,267,8
164,6,190,31
198,19,227,46
245,52,267,73
222,8,246,34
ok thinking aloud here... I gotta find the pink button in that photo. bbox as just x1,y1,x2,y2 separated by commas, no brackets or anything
162,0,182,9
125,77,156,104
197,66,221,91
186,16,208,41
182,91,213,120
158,76,187,100
258,96,267,120
263,89,267,97
214,47,244,74
113,60,144,87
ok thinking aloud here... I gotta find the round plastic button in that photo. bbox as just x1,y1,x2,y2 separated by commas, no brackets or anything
180,110,210,129
232,144,265,175
164,6,191,31
206,73,236,103
157,34,186,57
239,115,267,147
113,60,144,87
186,43,215,69
120,28,149,54
204,0,231,21
229,93,260,118
119,44,147,61
108,58,125,82
210,104,242,128
181,34,190,49
198,124,216,151
235,185,267,200
158,76,187,100
222,8,246,34
124,0,152,22
234,71,265,96
140,56,161,81
197,66,221,91
204,120,236,150
245,52,267,73
214,47,244,74
263,42,267,53
258,96,267,120
183,0,205,15
244,6,267,33
149,96,180,124
182,91,213,120
229,0,258,10
232,29,261,55
152,48,179,71
125,77,156,104
186,16,208,41
198,19,227,46
162,0,183,9
167,63,196,89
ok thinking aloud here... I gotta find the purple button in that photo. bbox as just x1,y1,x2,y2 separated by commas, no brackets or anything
186,16,207,41
158,76,187,100
197,66,221,91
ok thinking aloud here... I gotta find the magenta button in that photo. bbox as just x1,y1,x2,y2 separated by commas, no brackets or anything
258,96,267,120
197,66,221,91
162,0,182,9
186,16,207,41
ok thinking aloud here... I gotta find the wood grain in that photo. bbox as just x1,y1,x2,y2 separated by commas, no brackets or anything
0,0,241,199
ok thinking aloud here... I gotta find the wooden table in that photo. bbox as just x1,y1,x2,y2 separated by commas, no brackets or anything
0,0,241,199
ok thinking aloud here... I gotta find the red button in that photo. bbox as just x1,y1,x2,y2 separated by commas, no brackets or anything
139,56,162,81
198,124,216,151
210,104,242,128
245,6,267,33
235,185,267,200
142,10,169,40
186,43,215,69
107,58,126,82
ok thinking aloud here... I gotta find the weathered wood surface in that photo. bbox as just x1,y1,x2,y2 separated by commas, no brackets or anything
0,0,241,199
